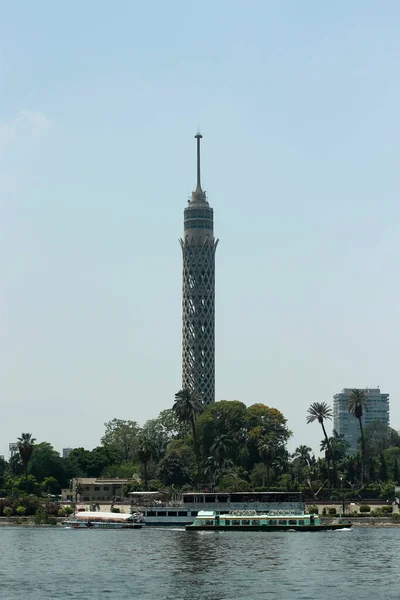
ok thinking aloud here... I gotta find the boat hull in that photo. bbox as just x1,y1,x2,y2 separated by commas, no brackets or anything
186,523,352,532
68,522,142,529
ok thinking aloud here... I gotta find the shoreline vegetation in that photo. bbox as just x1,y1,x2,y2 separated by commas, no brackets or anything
1,392,400,519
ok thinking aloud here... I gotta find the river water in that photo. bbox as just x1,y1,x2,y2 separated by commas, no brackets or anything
0,526,397,599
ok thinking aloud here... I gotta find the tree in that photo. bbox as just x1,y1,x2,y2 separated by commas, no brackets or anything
363,421,400,457
257,437,277,488
101,419,140,462
246,404,291,470
158,454,193,487
17,433,36,491
41,477,60,495
346,389,368,485
136,435,153,490
394,458,399,484
379,452,388,482
306,402,335,493
29,442,67,487
173,389,203,479
292,445,312,468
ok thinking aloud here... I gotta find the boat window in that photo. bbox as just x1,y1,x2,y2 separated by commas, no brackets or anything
232,520,241,526
224,520,231,526
94,487,100,491
241,520,250,525
183,496,194,503
157,511,167,516
146,511,156,517
251,520,258,526
216,496,228,502
191,511,198,517
288,520,297,525
278,520,287,525
167,511,177,517
205,520,214,525
103,486,109,491
269,520,276,525
178,511,188,517
205,495,216,502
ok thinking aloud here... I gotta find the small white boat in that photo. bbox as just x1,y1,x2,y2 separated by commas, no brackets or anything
65,511,144,529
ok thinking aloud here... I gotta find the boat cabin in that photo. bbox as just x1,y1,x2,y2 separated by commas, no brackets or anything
191,510,321,528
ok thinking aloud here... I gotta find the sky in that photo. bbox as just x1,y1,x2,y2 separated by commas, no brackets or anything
1,0,400,459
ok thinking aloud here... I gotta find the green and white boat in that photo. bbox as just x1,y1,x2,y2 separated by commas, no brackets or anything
186,510,352,532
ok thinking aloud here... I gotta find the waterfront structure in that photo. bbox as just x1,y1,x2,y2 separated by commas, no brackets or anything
61,477,129,502
180,134,218,405
333,387,390,452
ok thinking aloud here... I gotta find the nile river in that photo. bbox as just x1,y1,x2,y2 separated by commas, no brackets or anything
0,526,398,599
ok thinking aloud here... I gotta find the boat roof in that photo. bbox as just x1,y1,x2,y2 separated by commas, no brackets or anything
197,511,217,517
128,491,167,496
73,512,132,521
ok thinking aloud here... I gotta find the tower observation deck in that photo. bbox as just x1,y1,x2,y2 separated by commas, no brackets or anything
180,134,218,405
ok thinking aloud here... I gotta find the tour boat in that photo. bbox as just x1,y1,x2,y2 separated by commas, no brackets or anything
130,491,307,527
65,511,144,529
186,510,352,532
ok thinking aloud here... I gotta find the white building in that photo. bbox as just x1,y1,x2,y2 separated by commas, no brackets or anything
333,388,389,452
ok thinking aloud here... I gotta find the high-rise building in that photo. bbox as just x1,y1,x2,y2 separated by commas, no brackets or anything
180,134,219,405
63,448,73,458
333,387,390,452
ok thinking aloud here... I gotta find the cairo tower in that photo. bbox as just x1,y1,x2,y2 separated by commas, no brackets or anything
180,134,219,405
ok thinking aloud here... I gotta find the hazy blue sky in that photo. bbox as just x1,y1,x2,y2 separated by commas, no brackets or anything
1,0,400,459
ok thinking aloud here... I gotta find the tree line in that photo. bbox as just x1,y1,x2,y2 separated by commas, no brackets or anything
1,388,399,506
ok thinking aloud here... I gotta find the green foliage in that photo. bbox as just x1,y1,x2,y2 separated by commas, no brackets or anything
158,453,194,487
63,505,74,516
359,505,371,513
41,476,61,496
307,505,318,515
111,507,120,513
16,506,26,516
101,419,140,462
29,443,66,488
379,481,395,500
364,422,400,457
102,461,139,479
3,506,13,517
249,463,268,488
217,475,251,492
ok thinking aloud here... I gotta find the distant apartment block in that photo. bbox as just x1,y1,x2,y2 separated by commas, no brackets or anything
333,387,389,452
62,448,73,458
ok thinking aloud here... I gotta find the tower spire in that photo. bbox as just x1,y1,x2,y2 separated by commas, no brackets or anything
195,132,202,192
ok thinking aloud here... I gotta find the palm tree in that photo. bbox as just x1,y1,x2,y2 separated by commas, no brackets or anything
173,388,203,478
257,437,276,488
347,389,368,485
17,433,36,492
293,445,312,468
210,434,232,470
137,435,153,490
306,402,336,493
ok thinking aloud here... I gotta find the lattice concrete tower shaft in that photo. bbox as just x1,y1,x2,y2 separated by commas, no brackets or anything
180,133,219,405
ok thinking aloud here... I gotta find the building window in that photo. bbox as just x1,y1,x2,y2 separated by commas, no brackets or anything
103,486,109,491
